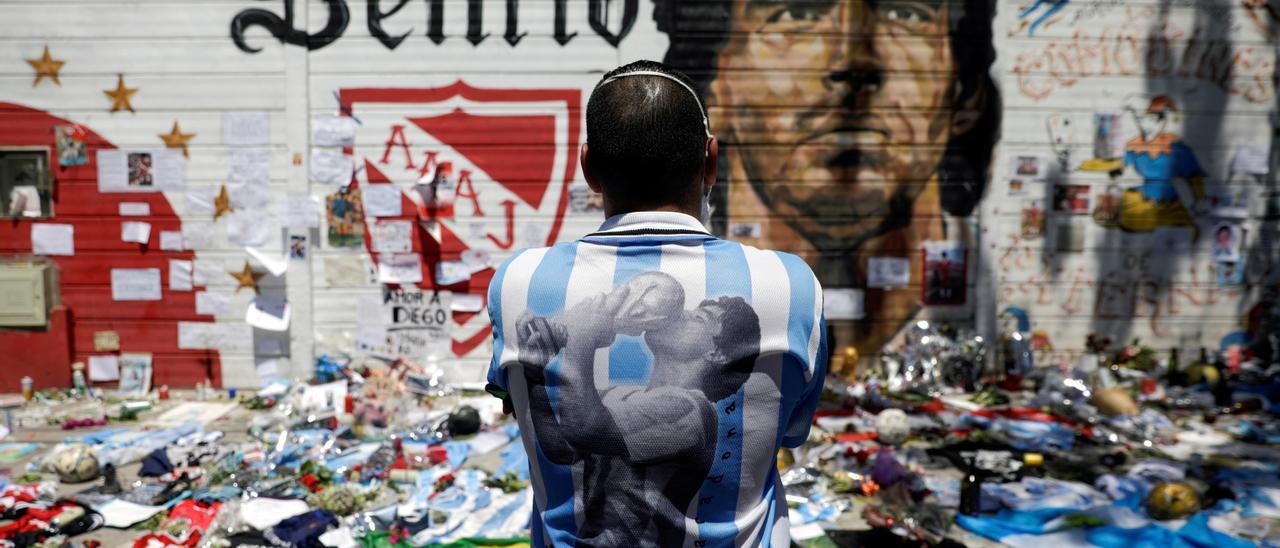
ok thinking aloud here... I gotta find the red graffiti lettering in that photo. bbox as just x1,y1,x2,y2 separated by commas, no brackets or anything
486,200,517,249
456,169,484,216
380,124,415,169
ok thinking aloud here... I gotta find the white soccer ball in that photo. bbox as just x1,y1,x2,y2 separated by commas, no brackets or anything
51,443,100,483
874,409,911,446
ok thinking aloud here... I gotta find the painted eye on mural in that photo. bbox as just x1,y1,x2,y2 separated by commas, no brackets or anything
762,1,837,28
878,1,940,30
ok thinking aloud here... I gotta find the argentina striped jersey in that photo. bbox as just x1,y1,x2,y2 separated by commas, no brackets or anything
487,211,827,547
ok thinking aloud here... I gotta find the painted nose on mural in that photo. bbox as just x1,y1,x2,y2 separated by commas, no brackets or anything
825,1,884,98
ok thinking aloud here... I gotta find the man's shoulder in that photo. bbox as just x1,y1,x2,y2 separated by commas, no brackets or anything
715,240,820,286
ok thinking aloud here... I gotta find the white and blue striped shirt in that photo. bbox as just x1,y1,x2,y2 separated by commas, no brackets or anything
487,211,827,547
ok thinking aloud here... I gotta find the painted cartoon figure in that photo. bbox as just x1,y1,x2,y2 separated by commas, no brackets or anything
1084,96,1206,232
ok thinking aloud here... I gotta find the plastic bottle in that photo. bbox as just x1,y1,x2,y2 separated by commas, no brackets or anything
71,363,87,395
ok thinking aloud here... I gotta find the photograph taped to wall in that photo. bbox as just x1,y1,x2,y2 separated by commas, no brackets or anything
127,152,153,187
1206,186,1250,219
1053,183,1091,214
326,187,364,249
289,233,307,260
118,353,152,396
1092,184,1123,227
867,257,911,289
921,242,966,305
1020,199,1046,239
1093,113,1124,160
1009,153,1048,179
1212,222,1243,262
1216,260,1245,286
55,124,88,166
97,149,184,192
728,222,762,239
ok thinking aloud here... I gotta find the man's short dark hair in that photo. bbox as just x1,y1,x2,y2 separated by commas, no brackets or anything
653,0,1001,220
585,60,709,210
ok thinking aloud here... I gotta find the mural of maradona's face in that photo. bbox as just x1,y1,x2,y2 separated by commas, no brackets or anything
713,0,958,251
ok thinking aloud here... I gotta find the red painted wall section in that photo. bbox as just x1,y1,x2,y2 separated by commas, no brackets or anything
0,307,73,392
0,102,221,390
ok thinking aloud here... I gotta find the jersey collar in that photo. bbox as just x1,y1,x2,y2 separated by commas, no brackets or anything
590,211,712,237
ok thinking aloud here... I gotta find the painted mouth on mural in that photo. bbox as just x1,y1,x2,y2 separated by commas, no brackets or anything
808,127,891,168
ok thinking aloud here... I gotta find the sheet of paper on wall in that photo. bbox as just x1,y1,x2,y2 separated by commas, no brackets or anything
867,257,911,289
111,268,162,301
278,195,321,228
436,260,471,286
230,180,272,209
451,293,484,313
313,115,357,147
390,328,451,361
354,326,394,358
95,150,129,192
322,255,372,287
460,249,492,274
384,288,452,335
195,291,230,316
1231,144,1269,175
378,253,423,284
169,259,193,292
310,148,352,185
245,247,288,276
823,288,865,320
30,223,74,256
95,149,184,191
1207,186,1250,219
88,355,120,382
121,221,151,245
152,149,187,189
93,330,120,352
226,211,272,246
185,186,217,213
223,111,270,146
371,219,412,253
177,322,252,353
363,184,402,217
159,230,185,251
246,297,291,331
118,202,150,216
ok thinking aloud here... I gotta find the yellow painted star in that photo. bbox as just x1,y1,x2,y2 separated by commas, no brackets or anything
213,184,234,220
159,121,195,158
229,261,265,295
104,74,137,113
26,46,64,87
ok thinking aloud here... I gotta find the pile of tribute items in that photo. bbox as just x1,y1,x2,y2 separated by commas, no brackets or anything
0,325,1276,547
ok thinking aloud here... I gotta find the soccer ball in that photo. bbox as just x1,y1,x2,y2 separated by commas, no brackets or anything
51,443,100,483
1145,481,1201,520
875,409,911,445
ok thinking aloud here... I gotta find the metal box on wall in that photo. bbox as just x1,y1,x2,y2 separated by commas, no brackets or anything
0,259,59,327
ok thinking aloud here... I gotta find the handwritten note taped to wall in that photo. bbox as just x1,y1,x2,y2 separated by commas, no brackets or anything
111,268,162,301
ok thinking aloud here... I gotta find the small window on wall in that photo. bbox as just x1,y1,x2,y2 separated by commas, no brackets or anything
0,148,53,218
